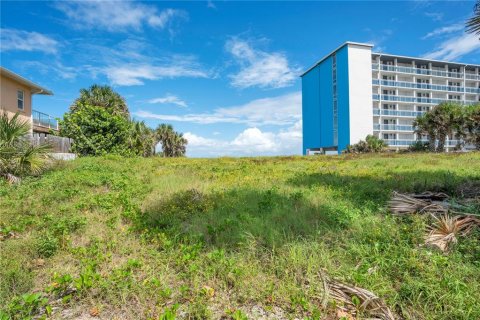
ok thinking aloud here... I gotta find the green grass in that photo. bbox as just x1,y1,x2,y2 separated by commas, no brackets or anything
1,153,479,319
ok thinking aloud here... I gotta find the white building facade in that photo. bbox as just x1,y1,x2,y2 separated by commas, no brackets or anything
301,42,480,155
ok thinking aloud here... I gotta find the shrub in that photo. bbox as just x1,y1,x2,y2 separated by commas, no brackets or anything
60,104,134,156
345,135,387,153
408,141,430,152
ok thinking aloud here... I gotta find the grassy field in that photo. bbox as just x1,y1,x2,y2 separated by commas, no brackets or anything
1,153,480,319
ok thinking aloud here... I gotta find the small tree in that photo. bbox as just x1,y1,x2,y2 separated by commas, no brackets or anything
71,85,129,117
345,135,387,153
413,102,464,152
155,123,188,157
413,113,436,152
464,104,480,149
60,104,133,156
129,121,156,157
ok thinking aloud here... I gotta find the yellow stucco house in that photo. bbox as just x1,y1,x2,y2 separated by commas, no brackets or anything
1,66,57,133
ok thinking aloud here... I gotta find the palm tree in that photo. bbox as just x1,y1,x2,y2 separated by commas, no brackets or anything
413,113,436,152
365,135,387,152
464,104,480,149
129,121,156,157
466,0,480,37
413,103,465,152
71,85,129,117
170,132,188,157
0,112,51,183
154,123,188,157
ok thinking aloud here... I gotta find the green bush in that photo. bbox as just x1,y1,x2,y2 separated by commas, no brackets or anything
345,135,387,153
60,104,134,156
408,140,430,152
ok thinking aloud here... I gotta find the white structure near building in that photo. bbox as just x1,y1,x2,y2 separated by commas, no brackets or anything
301,42,480,155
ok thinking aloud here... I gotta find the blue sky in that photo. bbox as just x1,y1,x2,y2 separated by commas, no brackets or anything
1,1,479,157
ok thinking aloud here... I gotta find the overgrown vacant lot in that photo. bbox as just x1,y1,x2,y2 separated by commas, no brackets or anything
1,153,480,319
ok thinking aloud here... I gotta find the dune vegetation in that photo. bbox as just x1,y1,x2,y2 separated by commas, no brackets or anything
1,153,480,319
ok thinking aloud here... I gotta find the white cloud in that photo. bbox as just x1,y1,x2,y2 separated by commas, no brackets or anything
422,23,464,39
184,132,220,148
0,28,58,54
148,94,187,108
225,38,300,89
103,59,209,86
423,33,480,60
184,120,302,157
54,1,187,32
20,61,77,80
135,91,301,126
231,128,277,152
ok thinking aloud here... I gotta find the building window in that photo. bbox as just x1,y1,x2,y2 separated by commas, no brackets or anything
17,90,24,110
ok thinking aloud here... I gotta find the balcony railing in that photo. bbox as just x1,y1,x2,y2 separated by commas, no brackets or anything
372,79,480,94
383,139,462,147
373,124,414,131
373,108,425,117
372,63,480,80
32,109,58,130
372,94,479,105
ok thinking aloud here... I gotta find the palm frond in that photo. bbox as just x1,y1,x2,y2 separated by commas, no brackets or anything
0,111,31,146
425,215,480,252
319,272,396,320
466,1,480,35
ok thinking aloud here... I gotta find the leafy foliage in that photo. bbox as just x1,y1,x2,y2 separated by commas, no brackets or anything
61,85,187,157
155,123,188,157
60,104,134,156
413,102,480,152
345,135,387,153
463,104,480,149
71,84,129,117
0,112,51,182
407,140,430,152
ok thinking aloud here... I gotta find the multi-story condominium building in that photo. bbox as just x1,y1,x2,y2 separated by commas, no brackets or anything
301,42,480,155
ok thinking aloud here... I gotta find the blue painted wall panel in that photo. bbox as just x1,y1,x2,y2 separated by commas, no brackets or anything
319,57,334,147
301,66,321,154
301,44,352,155
336,46,350,153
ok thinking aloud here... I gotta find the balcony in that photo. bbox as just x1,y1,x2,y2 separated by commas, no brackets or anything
373,108,425,117
32,109,58,133
372,94,479,105
372,79,479,93
383,139,462,147
372,63,480,80
373,124,414,131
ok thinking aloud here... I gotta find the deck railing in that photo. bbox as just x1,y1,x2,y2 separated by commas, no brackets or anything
32,109,58,130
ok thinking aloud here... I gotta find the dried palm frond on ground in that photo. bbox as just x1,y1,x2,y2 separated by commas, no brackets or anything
425,215,480,252
320,272,396,320
388,190,480,252
388,192,448,215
